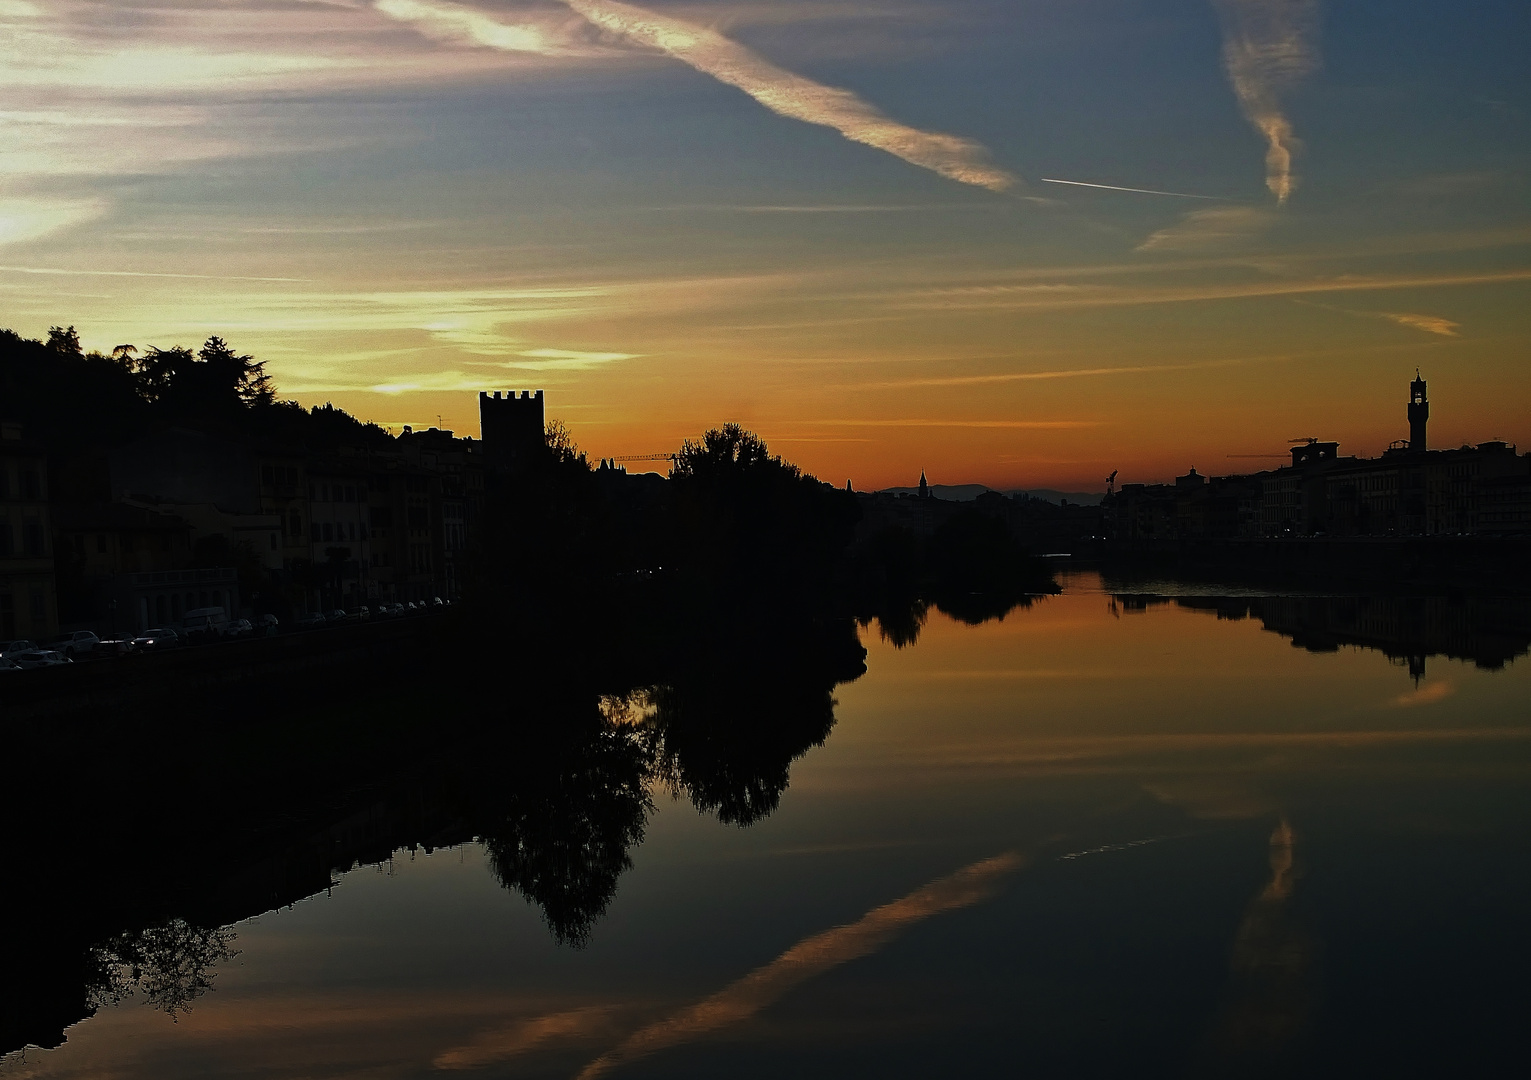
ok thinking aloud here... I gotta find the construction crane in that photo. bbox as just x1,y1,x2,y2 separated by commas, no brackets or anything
1105,469,1118,494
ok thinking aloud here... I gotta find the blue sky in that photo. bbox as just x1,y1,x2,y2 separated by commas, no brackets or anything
1,0,1527,486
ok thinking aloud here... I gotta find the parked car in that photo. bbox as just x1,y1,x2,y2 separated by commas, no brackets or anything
132,627,181,651
431,596,444,608
356,606,370,620
43,630,99,658
224,618,254,639
14,649,71,669
294,611,327,629
328,609,348,623
0,639,36,660
95,639,135,658
181,607,229,643
0,656,21,672
256,614,279,636
380,602,403,617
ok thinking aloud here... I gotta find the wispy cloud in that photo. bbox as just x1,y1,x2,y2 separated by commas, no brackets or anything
1213,0,1319,204
574,852,1022,1080
0,196,105,246
1137,206,1273,252
804,419,1101,429
1296,299,1461,337
548,0,1015,191
372,0,596,57
1382,312,1459,337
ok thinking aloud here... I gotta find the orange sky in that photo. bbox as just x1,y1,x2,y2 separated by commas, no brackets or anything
1,1,1527,490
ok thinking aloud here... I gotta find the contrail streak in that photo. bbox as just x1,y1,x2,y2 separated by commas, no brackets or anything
551,0,1015,192
573,852,1023,1079
1213,0,1318,205
1041,178,1230,200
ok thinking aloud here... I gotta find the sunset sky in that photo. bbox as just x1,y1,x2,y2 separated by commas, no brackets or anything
2,0,1527,490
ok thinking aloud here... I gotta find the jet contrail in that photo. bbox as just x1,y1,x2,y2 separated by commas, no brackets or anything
1041,178,1230,200
549,0,1016,192
374,0,578,55
1213,0,1319,205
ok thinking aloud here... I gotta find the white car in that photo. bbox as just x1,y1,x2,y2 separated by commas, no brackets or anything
44,630,99,658
0,639,36,660
14,649,71,669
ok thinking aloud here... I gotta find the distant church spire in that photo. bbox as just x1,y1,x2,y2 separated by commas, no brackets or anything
918,471,929,498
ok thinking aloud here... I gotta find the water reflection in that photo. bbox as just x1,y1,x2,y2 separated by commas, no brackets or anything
1109,591,1531,677
0,605,869,1053
5,578,1530,1076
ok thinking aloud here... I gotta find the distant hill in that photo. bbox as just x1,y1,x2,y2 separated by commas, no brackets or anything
877,484,1103,506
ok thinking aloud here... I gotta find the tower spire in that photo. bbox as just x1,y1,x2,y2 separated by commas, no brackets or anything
1408,371,1429,451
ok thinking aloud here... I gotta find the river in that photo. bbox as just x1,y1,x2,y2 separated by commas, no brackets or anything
5,572,1529,1078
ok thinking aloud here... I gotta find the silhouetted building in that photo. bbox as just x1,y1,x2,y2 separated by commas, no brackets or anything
1105,375,1530,542
1409,371,1429,451
0,421,58,640
480,390,544,470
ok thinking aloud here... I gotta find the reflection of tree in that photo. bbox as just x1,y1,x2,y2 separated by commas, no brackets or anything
642,616,866,826
83,919,238,1019
645,678,838,826
479,722,655,948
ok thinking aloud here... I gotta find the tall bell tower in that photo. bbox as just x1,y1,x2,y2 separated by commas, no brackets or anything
1408,371,1429,451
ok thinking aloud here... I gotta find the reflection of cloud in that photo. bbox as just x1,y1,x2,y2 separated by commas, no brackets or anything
1213,0,1319,204
1199,819,1313,1063
1136,206,1273,252
1394,681,1455,708
435,1006,616,1070
575,852,1023,1080
553,0,1015,191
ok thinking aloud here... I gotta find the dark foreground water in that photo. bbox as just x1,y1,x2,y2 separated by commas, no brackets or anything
6,572,1530,1078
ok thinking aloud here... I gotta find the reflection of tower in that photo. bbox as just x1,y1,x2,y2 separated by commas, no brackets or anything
918,471,929,499
1408,371,1429,451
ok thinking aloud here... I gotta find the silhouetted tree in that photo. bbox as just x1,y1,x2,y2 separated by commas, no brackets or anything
668,424,858,601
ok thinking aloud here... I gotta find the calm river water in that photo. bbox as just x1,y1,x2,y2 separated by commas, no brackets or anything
6,572,1530,1078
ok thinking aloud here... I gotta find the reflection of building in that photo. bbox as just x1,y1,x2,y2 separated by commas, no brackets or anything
0,422,58,640
1105,376,1531,541
1116,592,1531,680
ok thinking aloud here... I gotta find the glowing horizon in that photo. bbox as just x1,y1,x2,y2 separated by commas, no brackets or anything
1,0,1526,491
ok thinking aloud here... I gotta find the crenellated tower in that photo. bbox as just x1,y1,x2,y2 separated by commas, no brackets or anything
479,389,544,468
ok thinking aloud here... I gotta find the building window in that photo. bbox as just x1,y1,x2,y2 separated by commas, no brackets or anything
121,534,134,554
0,519,11,558
23,519,43,556
22,469,40,500
156,595,168,623
98,533,107,553
262,465,275,485
290,511,301,537
323,523,334,541
29,590,45,624
270,533,278,551
0,593,12,638
311,523,321,541
348,522,356,540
